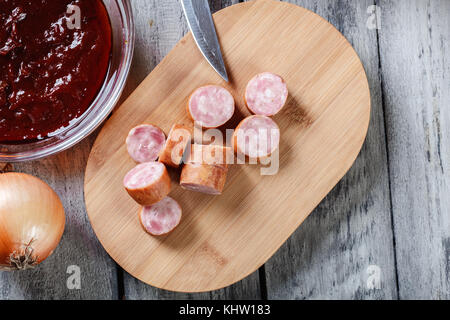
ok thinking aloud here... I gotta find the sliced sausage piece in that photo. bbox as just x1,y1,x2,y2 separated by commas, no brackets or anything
186,144,233,167
158,124,192,168
245,72,288,116
139,197,182,236
126,124,166,163
180,163,228,195
233,115,280,159
187,85,235,128
124,162,171,205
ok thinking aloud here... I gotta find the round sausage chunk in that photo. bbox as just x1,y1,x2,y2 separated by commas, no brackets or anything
158,124,192,168
126,124,166,163
233,115,280,159
140,197,182,236
187,85,235,128
245,72,288,116
124,162,171,206
180,163,228,195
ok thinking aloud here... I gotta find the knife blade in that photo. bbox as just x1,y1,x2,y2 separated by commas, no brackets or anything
181,0,229,82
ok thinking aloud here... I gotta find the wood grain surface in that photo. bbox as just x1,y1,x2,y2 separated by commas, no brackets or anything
0,143,118,299
1,0,448,300
84,0,370,292
121,0,262,300
258,0,397,300
378,0,450,299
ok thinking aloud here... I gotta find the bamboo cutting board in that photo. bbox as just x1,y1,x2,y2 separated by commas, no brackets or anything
84,0,370,292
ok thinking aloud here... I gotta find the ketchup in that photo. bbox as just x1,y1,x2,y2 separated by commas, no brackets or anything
0,0,112,142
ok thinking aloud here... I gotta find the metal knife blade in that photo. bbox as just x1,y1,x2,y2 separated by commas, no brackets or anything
181,0,229,82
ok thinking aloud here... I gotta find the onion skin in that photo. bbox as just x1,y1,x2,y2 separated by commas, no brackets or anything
0,173,65,270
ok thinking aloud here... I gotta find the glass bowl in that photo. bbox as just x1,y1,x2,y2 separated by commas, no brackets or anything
0,0,135,162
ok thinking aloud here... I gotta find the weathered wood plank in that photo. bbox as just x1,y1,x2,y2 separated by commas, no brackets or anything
377,0,450,299
7,0,447,301
0,139,119,299
254,0,398,299
122,0,262,300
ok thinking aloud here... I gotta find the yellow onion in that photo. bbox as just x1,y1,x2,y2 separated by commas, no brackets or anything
0,173,65,270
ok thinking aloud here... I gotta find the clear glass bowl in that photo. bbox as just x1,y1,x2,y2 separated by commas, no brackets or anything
0,0,135,162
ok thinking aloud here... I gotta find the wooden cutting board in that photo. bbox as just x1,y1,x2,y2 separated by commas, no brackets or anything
84,0,370,292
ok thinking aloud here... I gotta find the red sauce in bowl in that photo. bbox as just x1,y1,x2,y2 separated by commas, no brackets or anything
0,0,112,142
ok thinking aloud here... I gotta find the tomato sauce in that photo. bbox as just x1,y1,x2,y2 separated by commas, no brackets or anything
0,0,112,142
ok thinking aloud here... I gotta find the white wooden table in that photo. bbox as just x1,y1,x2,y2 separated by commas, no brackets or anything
1,0,448,300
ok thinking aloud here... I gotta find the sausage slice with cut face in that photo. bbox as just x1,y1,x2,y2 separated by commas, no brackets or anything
158,124,192,168
140,197,182,236
126,124,166,163
124,162,171,206
233,115,280,160
187,85,235,128
245,72,288,116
